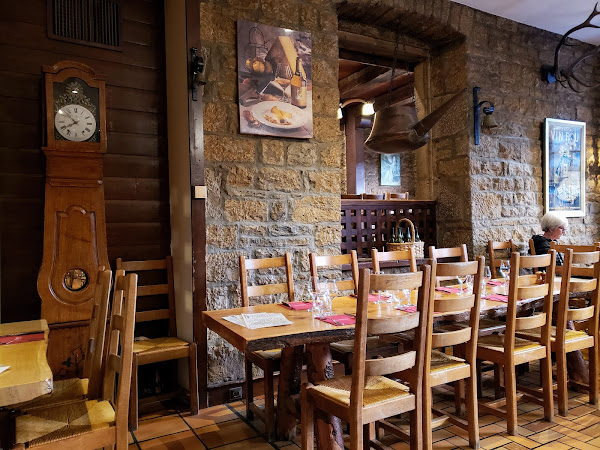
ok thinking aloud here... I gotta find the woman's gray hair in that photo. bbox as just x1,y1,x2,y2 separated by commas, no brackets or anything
540,212,568,232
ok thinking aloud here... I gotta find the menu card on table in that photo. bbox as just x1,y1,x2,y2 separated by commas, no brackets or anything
223,313,293,329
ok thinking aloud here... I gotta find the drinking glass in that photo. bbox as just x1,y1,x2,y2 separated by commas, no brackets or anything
465,275,474,294
456,274,468,293
274,63,292,102
499,260,511,294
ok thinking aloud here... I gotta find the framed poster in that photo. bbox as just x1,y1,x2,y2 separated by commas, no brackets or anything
544,118,586,217
237,20,312,139
380,154,401,186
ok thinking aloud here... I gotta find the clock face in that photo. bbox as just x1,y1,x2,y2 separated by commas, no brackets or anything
54,104,97,142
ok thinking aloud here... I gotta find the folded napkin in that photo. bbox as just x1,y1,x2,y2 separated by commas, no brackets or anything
435,286,462,294
398,305,417,313
318,314,356,326
486,279,505,286
280,301,312,310
483,294,508,302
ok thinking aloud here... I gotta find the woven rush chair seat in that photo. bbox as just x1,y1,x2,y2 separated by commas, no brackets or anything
133,336,189,354
478,334,543,353
15,399,115,446
330,336,395,354
516,326,591,344
16,378,89,410
309,375,411,408
430,350,468,373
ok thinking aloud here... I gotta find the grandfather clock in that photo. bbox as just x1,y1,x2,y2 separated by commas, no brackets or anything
37,60,109,376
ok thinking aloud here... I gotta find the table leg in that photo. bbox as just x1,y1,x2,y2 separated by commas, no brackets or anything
276,345,303,440
305,342,344,450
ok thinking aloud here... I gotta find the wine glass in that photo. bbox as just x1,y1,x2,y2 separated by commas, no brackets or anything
274,63,292,102
465,275,474,294
482,266,492,294
456,274,468,293
499,260,511,294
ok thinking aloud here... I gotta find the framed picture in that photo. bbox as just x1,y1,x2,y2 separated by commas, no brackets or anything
544,118,586,217
237,20,312,139
380,154,401,186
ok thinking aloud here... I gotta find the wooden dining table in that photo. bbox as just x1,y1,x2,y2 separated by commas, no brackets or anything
202,278,564,448
0,319,53,408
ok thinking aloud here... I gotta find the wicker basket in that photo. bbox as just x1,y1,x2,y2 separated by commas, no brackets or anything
386,218,425,259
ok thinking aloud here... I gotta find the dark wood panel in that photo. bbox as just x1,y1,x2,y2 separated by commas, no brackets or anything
0,123,42,148
107,108,165,135
108,243,171,264
106,222,171,246
104,154,168,178
106,85,164,114
105,200,170,223
0,199,44,227
0,20,164,70
0,97,40,125
0,45,165,92
121,19,159,47
121,0,162,25
107,132,167,157
0,173,45,198
104,177,169,201
0,148,45,174
0,0,46,26
0,71,41,100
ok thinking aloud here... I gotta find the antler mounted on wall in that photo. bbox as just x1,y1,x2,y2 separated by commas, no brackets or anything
542,2,600,92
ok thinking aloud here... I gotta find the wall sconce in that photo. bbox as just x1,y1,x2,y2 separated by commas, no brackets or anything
190,47,207,101
337,98,375,119
473,86,497,145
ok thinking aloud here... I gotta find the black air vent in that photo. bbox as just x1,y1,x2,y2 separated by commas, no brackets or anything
51,0,120,48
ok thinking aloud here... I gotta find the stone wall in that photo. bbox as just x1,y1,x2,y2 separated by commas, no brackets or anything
363,147,416,197
200,0,344,385
462,11,600,257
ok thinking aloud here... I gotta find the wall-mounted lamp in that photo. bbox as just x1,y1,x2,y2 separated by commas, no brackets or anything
473,86,498,145
190,47,207,101
337,98,375,120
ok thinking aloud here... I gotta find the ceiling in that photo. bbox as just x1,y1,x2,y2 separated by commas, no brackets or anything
451,0,600,45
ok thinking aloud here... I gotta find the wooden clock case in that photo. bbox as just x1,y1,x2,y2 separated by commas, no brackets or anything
37,60,110,376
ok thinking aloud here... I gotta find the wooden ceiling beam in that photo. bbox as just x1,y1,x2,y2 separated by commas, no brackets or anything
338,30,429,63
373,83,415,112
338,66,390,96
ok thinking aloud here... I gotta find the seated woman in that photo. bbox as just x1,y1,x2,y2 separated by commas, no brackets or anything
531,212,568,265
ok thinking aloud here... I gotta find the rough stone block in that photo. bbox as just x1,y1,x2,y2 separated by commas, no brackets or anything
313,116,342,142
261,139,285,166
308,170,341,193
206,252,241,282
312,32,338,59
319,10,338,32
258,168,301,191
320,143,342,167
292,195,340,223
315,224,341,247
312,57,338,86
472,191,502,219
270,200,286,221
200,4,235,44
312,85,339,116
203,102,229,133
205,167,223,220
300,3,318,29
288,142,318,166
207,225,237,249
224,199,267,221
207,286,230,311
226,166,255,187
205,135,256,163
261,0,299,22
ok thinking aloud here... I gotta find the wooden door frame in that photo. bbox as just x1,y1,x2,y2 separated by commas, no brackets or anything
185,0,208,408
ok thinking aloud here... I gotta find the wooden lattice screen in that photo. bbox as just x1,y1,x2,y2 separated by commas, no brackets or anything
341,199,437,259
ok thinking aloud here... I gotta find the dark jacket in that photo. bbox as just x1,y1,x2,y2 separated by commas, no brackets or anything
531,234,563,266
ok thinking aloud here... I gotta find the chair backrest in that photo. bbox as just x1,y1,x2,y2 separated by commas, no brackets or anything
102,272,137,441
426,258,484,369
116,257,176,336
388,192,409,200
529,238,536,255
553,248,600,344
341,194,362,199
351,266,431,413
488,240,516,278
505,252,556,351
309,251,359,293
551,242,600,277
362,194,385,200
371,248,417,273
82,268,112,399
428,245,468,262
239,253,295,306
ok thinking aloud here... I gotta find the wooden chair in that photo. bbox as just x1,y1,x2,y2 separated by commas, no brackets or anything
309,251,359,294
388,192,409,199
116,257,199,431
240,253,294,440
424,257,484,449
16,269,113,410
488,240,516,278
371,247,417,273
477,251,556,435
13,273,138,450
362,193,385,199
529,238,536,255
519,245,600,415
301,266,431,450
428,245,468,284
550,241,600,276
341,194,362,199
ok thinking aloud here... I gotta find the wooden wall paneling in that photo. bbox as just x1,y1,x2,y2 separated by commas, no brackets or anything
106,132,167,157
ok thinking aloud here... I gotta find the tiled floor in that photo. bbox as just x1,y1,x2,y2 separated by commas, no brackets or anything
129,367,600,449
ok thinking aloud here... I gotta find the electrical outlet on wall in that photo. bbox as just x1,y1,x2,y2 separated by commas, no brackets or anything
228,386,243,402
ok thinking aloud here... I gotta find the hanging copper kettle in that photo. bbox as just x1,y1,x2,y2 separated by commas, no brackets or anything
365,90,465,153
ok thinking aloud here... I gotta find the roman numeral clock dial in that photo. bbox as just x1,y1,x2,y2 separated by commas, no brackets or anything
55,104,97,141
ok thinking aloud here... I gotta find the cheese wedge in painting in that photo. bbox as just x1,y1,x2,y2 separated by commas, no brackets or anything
265,36,306,78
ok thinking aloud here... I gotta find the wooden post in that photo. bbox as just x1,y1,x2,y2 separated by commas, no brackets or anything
276,346,304,440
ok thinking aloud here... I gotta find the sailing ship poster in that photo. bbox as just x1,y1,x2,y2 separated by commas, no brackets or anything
544,118,586,217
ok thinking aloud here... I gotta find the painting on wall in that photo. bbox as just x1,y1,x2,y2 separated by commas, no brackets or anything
380,154,401,186
237,20,312,139
544,118,586,217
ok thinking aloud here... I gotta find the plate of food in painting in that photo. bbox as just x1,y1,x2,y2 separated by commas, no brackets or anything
252,101,308,130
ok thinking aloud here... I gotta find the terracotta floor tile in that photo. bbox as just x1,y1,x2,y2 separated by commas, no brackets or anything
182,405,240,425
579,423,600,438
533,442,571,450
480,423,507,438
503,443,529,450
551,424,594,442
138,430,205,449
195,419,257,448
587,436,600,446
480,435,512,449
431,428,454,442
522,420,557,433
506,435,539,449
129,444,140,450
570,404,598,417
207,437,274,450
431,439,456,449
134,415,191,442
559,437,600,450
529,428,566,444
